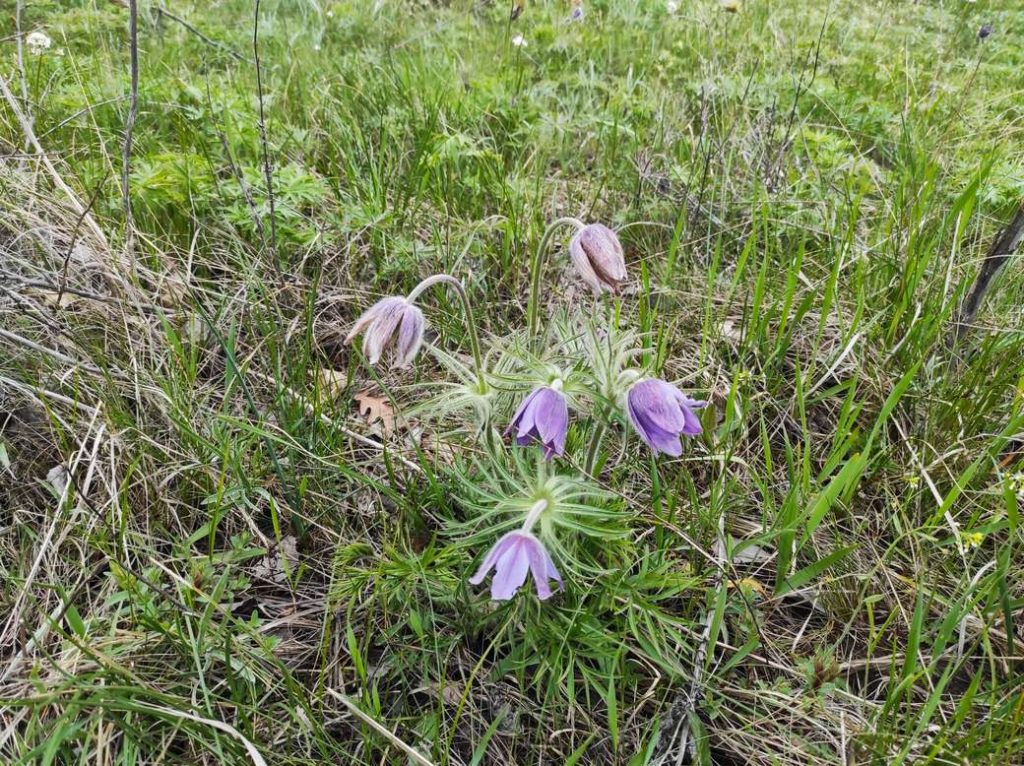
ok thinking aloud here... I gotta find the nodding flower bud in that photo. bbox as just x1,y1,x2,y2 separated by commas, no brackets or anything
469,529,563,600
505,382,569,460
344,296,426,368
469,499,563,601
569,223,627,295
626,378,706,457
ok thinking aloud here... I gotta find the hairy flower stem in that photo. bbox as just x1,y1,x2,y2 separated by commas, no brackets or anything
521,498,548,533
584,418,608,476
408,274,487,393
527,216,585,337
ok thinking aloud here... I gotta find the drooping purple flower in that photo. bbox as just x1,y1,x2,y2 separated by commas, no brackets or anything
506,384,569,459
569,223,627,295
626,378,706,456
345,296,425,368
469,530,563,600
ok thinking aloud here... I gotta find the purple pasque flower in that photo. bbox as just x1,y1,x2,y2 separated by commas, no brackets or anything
344,296,425,368
626,378,706,456
469,530,563,600
506,383,569,460
569,223,627,295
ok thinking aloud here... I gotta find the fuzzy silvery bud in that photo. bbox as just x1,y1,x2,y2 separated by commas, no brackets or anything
569,223,627,295
345,296,425,368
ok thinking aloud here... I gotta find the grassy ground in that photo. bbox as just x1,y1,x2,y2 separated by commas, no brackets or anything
2,0,1024,764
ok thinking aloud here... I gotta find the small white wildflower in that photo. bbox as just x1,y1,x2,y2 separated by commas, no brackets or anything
511,35,527,48
1012,472,1024,497
26,31,52,55
666,1,679,13
327,9,334,17
720,0,740,11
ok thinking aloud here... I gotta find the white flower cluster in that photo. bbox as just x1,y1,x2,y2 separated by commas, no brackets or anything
26,31,53,56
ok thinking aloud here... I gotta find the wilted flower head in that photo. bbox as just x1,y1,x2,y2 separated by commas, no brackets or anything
570,1,584,21
469,500,563,601
345,296,425,368
569,223,627,295
978,24,993,40
506,381,569,459
627,378,706,456
26,31,52,55
720,0,741,11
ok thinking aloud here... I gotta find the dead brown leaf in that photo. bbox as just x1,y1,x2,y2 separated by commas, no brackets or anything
157,272,189,308
318,369,348,400
354,390,397,436
253,535,299,584
24,287,80,309
721,317,744,343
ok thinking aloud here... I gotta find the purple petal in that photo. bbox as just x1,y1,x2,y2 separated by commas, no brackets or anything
394,305,425,368
569,233,605,294
344,302,383,345
516,428,538,447
515,392,545,440
630,379,686,434
645,422,684,456
628,382,690,455
506,387,542,438
673,391,706,435
577,224,626,288
526,540,553,600
631,401,682,455
468,534,512,585
346,296,405,346
472,532,563,602
680,404,702,435
490,538,531,600
627,394,657,449
532,389,568,449
541,545,563,590
362,298,406,364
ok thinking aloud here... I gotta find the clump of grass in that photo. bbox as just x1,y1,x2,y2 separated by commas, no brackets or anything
2,1,1023,764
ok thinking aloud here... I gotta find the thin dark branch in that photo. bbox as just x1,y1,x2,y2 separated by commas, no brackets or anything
56,181,108,310
39,97,127,139
15,2,30,143
253,0,279,266
952,200,1024,344
773,12,828,184
206,75,266,246
154,5,251,63
122,0,139,237
0,73,110,250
